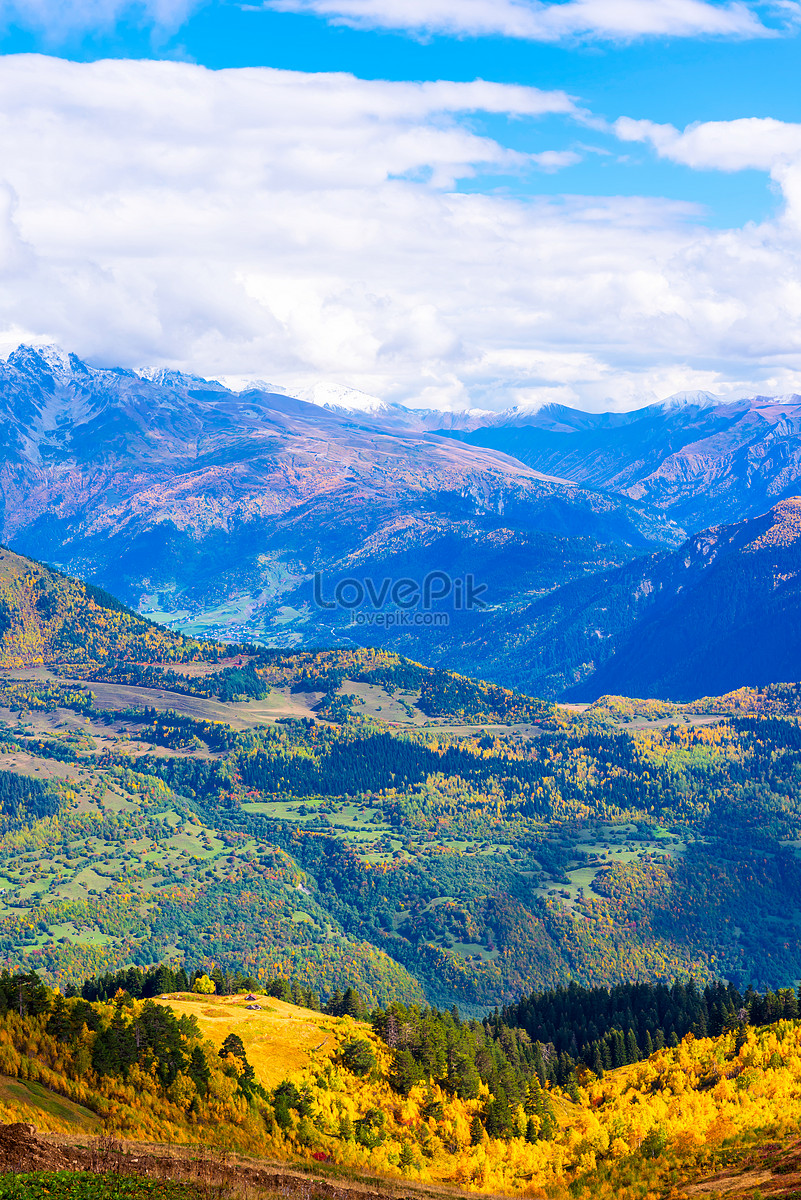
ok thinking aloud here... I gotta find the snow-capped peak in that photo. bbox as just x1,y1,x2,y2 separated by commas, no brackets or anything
294,381,390,415
660,389,722,410
6,343,86,381
137,365,205,388
212,375,289,395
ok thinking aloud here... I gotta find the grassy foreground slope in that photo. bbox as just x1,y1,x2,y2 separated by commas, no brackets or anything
136,993,801,1198
4,979,801,1198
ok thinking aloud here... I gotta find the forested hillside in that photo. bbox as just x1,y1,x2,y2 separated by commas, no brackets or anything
0,547,224,667
2,644,801,1009
3,965,801,1198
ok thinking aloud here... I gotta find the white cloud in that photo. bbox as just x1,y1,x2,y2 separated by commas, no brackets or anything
2,55,801,410
532,149,583,171
615,113,801,233
615,114,801,172
261,0,783,41
0,0,197,38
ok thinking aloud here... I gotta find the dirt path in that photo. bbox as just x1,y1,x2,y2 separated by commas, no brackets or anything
0,1123,485,1200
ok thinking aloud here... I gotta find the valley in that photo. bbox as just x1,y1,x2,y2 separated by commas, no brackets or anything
4,347,801,702
3,353,801,1199
0,619,797,1011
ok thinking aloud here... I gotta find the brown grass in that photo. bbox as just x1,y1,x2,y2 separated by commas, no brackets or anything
160,994,342,1088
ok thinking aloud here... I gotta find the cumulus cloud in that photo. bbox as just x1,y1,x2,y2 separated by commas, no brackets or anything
261,0,784,41
2,55,801,410
615,114,801,172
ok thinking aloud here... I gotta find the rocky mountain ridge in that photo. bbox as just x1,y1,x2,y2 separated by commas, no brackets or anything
0,345,680,654
444,392,801,530
435,496,801,699
4,344,801,695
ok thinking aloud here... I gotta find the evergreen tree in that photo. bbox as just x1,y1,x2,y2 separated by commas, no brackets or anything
625,1029,640,1063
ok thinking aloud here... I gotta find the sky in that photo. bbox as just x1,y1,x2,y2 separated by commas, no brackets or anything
0,2,800,410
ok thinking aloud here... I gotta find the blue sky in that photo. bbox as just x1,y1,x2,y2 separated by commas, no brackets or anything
0,1,800,409
2,3,798,225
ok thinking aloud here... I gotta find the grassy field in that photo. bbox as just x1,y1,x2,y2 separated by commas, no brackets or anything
0,1174,212,1200
159,994,342,1088
0,1076,101,1134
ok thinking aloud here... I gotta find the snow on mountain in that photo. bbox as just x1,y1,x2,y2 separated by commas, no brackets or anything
659,389,723,409
293,381,391,415
209,374,393,416
5,343,88,382
211,374,289,395
210,375,391,414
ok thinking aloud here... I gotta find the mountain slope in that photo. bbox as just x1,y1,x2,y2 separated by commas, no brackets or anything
0,545,218,667
575,496,801,700
0,346,681,652
9,971,801,1200
445,394,801,531
452,497,801,699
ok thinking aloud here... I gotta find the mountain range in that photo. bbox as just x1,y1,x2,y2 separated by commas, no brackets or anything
2,344,801,698
442,389,801,530
443,497,801,699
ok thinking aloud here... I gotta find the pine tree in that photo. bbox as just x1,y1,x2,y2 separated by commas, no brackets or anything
625,1028,640,1063
398,1141,416,1172
532,1041,546,1086
342,986,363,1018
188,1046,210,1095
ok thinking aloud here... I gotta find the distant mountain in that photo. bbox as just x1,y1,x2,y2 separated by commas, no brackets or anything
5,345,801,698
0,346,680,653
292,381,393,416
442,394,801,531
0,545,213,667
446,498,801,700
